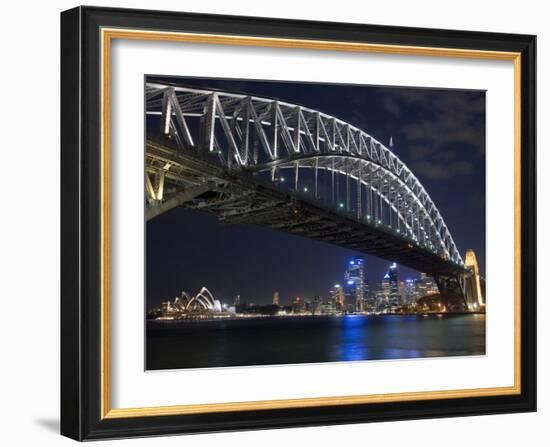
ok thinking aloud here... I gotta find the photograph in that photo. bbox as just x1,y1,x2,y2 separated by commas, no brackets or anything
56,5,537,441
144,76,487,370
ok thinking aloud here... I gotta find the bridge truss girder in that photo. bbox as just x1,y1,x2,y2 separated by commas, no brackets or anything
145,139,465,278
146,82,463,268
432,274,468,312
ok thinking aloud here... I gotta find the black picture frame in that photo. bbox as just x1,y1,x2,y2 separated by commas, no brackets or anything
61,5,536,441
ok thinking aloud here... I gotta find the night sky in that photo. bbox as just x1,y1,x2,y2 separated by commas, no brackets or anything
146,76,485,308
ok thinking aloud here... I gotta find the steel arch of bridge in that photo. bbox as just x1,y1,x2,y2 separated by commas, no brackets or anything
146,82,464,267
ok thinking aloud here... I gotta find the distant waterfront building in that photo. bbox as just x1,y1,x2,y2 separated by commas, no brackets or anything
312,295,323,315
345,256,367,312
404,279,416,305
234,294,241,306
330,284,345,312
363,293,376,312
160,300,176,318
388,263,400,309
156,287,225,319
321,299,337,315
305,300,314,313
363,279,374,311
420,273,439,296
411,279,423,303
398,280,407,305
379,273,390,311
402,273,439,307
272,291,280,306
372,263,401,312
292,296,305,314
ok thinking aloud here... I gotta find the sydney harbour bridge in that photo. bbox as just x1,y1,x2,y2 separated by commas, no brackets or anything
145,81,483,312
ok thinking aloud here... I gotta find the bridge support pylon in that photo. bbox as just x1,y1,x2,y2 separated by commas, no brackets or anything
433,274,468,312
463,249,485,311
432,249,484,313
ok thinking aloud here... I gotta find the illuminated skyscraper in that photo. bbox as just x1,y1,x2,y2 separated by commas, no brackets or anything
387,262,400,309
363,279,375,312
420,272,439,295
398,280,407,304
345,256,366,312
330,284,345,312
272,291,280,306
376,273,391,312
404,279,415,305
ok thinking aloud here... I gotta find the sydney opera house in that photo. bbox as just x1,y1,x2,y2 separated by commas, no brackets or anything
154,287,229,319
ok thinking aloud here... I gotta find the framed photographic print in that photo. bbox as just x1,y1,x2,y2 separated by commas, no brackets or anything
60,6,536,441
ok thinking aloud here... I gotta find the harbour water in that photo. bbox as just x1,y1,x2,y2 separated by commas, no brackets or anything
146,313,485,370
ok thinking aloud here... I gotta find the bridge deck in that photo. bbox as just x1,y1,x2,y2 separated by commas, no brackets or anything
147,140,465,277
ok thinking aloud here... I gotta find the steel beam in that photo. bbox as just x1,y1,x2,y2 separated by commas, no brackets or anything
145,184,214,221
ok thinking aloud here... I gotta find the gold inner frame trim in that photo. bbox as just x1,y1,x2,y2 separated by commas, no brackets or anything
100,27,522,419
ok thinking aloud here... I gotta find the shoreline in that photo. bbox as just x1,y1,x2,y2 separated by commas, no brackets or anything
148,312,486,323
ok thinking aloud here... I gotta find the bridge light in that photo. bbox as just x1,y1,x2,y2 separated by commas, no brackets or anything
280,177,285,182
339,202,345,208
303,187,309,192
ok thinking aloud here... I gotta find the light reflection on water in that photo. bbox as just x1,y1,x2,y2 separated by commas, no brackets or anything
147,314,486,370
341,315,371,361
340,314,427,361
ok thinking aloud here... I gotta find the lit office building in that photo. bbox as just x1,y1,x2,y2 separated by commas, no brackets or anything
404,279,416,305
330,283,345,312
387,262,400,309
398,280,407,305
344,256,367,312
292,296,305,314
421,272,439,296
312,295,322,315
376,273,391,312
321,299,337,315
272,291,280,306
363,281,376,313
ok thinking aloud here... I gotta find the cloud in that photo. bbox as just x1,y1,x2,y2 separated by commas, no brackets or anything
468,193,486,210
410,160,474,180
379,88,485,182
382,96,402,118
402,95,483,148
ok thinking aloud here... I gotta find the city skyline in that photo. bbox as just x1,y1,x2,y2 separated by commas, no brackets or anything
146,77,485,309
149,252,480,319
148,255,471,312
